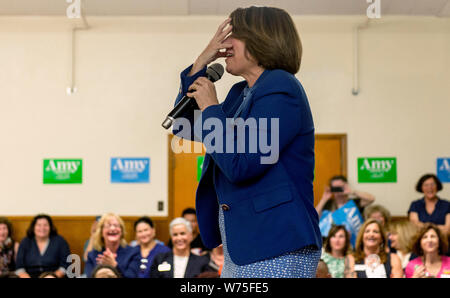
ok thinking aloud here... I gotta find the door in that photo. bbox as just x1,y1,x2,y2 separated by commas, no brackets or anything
168,133,347,216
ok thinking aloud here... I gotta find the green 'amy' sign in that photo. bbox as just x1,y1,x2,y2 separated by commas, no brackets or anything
197,156,204,182
43,159,82,184
358,157,397,183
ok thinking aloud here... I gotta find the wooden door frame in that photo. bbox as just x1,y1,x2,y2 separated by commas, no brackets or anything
315,133,348,178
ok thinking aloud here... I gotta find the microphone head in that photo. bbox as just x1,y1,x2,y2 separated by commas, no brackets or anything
206,63,224,82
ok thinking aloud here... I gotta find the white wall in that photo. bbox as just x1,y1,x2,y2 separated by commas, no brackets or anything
0,15,448,216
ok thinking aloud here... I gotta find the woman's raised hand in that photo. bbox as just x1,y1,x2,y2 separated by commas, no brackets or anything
189,18,233,75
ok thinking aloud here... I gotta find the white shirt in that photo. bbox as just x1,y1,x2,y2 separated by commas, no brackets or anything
173,255,189,278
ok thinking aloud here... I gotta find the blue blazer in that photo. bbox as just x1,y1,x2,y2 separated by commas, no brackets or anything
84,245,140,278
173,65,322,265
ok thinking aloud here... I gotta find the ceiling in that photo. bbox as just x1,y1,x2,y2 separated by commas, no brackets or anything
0,0,449,17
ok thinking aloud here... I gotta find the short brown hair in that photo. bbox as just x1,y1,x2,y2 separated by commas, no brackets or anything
230,6,302,74
415,174,443,193
324,225,352,255
411,223,448,256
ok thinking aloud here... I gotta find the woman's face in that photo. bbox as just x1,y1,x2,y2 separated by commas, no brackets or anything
223,35,258,77
135,222,155,246
420,229,439,255
34,218,50,239
329,229,347,253
422,178,438,200
171,224,192,253
388,232,399,250
0,224,9,243
102,218,122,245
363,223,382,249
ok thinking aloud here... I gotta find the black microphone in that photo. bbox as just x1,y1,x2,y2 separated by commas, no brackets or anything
162,63,224,129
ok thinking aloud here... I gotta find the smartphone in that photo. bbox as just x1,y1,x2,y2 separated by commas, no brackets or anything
330,186,344,193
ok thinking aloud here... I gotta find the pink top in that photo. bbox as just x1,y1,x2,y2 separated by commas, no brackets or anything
405,256,450,278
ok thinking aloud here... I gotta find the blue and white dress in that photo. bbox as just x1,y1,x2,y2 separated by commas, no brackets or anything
218,207,321,278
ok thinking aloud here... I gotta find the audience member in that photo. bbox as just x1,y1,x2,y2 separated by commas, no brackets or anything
345,219,403,278
316,260,332,278
168,208,208,255
134,216,170,278
364,205,391,229
91,264,122,278
84,213,140,278
388,220,418,269
405,223,449,278
408,174,450,236
38,271,58,278
15,214,71,278
321,225,352,278
150,217,212,278
317,175,375,246
83,216,101,262
0,217,19,275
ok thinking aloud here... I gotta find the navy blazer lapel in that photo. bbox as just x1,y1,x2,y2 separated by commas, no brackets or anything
184,253,195,278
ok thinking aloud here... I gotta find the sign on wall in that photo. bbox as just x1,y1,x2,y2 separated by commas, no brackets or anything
197,156,204,182
43,159,82,184
358,157,397,183
437,158,450,183
111,157,150,183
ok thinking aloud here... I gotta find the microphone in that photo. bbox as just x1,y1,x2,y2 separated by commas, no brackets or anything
162,63,224,129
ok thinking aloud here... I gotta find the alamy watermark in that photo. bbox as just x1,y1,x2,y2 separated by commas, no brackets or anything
171,111,280,165
66,0,81,18
367,0,381,19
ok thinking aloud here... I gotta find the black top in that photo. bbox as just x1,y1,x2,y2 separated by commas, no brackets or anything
16,235,71,278
149,251,213,278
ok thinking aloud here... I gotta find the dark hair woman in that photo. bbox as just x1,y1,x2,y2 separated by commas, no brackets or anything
15,214,71,278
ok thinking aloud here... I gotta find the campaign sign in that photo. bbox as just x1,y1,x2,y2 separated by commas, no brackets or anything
197,156,204,182
437,158,450,183
111,158,150,183
358,157,397,183
43,159,82,184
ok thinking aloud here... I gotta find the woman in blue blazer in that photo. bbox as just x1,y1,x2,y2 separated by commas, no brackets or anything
172,6,322,277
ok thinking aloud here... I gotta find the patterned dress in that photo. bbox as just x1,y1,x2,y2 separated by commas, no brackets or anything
321,252,346,278
218,207,320,278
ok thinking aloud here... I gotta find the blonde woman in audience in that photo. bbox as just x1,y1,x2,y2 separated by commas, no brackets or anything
405,223,450,278
321,225,352,278
345,219,403,278
388,220,418,269
84,213,140,278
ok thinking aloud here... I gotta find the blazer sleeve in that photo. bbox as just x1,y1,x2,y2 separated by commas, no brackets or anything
196,76,307,183
172,64,207,142
14,238,28,273
84,250,97,277
149,253,164,278
57,236,71,271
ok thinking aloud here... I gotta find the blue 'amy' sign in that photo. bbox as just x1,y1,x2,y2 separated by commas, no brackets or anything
437,158,450,183
111,158,150,183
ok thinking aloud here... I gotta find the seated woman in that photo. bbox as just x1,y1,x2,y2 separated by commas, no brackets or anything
15,214,71,278
345,219,403,278
0,217,19,275
408,174,450,237
405,223,449,278
150,217,212,278
84,213,140,278
133,216,170,278
388,220,418,269
321,225,352,278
